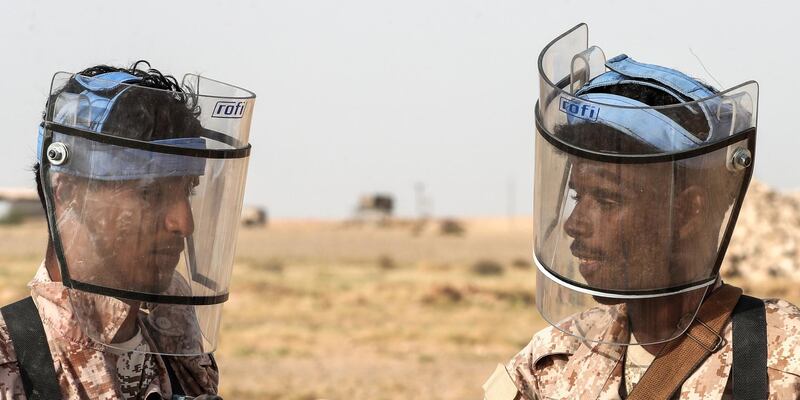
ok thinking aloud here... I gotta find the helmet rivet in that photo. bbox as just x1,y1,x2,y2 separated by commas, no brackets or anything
732,148,752,170
46,142,69,166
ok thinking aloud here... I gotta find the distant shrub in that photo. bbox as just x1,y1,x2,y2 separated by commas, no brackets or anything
417,353,435,363
511,258,532,270
420,284,464,304
492,288,535,306
471,259,504,276
256,258,284,273
439,218,465,236
0,210,26,226
377,254,397,270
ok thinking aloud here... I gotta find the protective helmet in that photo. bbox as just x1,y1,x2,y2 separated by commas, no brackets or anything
534,24,758,345
38,68,255,355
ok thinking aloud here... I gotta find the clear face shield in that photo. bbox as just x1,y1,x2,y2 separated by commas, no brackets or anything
38,71,255,356
534,24,758,346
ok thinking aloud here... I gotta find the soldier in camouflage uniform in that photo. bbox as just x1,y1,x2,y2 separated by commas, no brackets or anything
0,264,220,399
488,297,800,399
0,62,255,399
484,24,800,400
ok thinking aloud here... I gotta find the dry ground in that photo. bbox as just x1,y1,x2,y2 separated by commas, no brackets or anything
0,219,798,399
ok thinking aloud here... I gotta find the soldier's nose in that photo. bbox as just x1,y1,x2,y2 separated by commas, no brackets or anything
164,197,195,237
564,202,592,239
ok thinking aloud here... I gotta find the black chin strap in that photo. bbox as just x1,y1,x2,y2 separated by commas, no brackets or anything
0,297,61,399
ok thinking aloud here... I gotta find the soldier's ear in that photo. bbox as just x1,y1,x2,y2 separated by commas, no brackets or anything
675,185,706,240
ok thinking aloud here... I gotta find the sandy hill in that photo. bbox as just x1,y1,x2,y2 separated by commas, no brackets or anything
723,181,800,282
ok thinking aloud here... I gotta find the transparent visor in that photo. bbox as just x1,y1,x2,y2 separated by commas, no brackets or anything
39,72,254,355
533,24,758,345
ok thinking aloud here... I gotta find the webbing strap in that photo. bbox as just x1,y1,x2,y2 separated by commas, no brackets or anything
627,284,742,400
163,356,186,396
0,297,61,399
731,295,768,399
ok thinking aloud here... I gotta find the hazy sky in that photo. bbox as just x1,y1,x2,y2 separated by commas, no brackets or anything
2,1,798,218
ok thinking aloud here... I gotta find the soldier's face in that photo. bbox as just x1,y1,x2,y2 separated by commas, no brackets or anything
54,175,197,293
563,160,675,290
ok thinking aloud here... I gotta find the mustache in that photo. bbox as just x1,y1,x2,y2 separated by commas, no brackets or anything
152,240,185,255
570,241,605,260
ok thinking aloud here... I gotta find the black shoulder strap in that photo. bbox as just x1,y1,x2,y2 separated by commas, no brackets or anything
162,356,186,396
731,294,768,400
0,296,61,399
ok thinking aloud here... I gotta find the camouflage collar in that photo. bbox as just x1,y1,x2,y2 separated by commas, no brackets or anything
28,262,133,347
533,304,630,364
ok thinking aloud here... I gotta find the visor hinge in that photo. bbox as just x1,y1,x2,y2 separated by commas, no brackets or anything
46,142,69,166
685,318,726,353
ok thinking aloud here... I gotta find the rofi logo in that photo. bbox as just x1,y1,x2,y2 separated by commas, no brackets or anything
212,101,246,119
559,97,599,122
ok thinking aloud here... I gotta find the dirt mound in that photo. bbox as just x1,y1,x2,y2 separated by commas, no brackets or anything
723,181,800,282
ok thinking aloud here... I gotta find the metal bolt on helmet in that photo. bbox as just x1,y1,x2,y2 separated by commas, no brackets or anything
731,148,753,170
46,142,69,165
533,23,758,346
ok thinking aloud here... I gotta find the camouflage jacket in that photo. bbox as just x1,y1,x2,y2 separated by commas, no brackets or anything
0,264,219,399
485,298,800,400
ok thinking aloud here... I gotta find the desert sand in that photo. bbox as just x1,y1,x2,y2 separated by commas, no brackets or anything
0,181,797,399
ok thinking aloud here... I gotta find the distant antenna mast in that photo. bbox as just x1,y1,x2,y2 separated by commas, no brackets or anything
414,182,432,220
